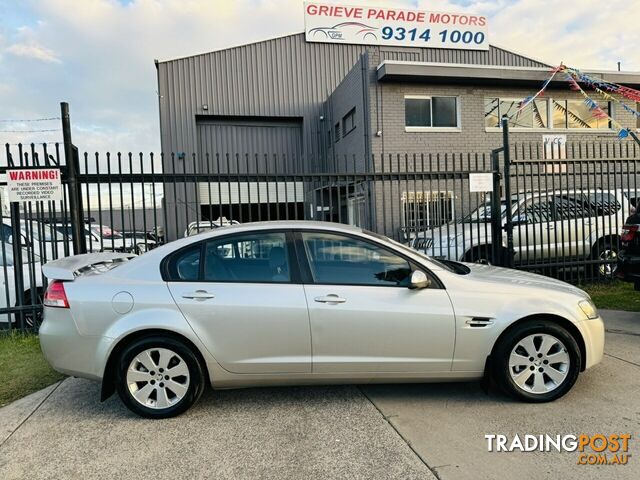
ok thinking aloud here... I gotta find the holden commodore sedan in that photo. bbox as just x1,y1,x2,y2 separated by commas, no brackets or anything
39,221,604,418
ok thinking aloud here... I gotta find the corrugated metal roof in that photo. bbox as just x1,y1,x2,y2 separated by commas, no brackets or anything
159,32,551,69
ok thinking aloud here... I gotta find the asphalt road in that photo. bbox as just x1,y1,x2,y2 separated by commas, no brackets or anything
0,310,638,479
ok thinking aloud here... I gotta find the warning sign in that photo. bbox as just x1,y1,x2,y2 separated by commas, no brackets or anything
6,168,63,202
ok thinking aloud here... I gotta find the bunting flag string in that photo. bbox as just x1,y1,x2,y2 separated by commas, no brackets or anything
507,64,638,141
563,72,630,139
561,66,640,108
508,66,563,119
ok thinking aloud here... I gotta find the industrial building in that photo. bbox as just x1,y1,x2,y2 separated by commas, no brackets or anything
155,30,640,239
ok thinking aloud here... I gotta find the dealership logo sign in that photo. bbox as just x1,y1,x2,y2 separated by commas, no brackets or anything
304,2,489,50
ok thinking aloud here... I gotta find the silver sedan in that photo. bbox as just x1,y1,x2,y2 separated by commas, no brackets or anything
39,221,604,418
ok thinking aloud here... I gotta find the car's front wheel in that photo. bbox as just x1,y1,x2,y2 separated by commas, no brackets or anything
492,320,581,402
115,336,205,418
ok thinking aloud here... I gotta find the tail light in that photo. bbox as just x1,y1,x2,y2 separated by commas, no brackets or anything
44,281,69,308
621,225,639,242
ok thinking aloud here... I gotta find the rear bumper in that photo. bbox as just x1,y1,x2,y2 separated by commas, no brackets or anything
616,252,640,282
577,317,605,370
39,307,111,380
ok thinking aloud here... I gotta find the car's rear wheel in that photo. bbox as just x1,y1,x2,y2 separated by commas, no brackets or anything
492,320,581,402
115,336,205,418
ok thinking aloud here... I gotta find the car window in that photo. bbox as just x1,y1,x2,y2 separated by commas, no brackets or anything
301,232,412,287
166,244,201,281
553,195,584,220
1,224,12,242
203,232,290,283
523,198,553,223
585,193,621,216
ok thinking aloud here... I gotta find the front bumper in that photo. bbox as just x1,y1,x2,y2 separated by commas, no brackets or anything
577,316,605,370
39,307,112,380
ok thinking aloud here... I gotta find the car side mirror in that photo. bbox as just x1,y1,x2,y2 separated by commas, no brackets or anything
409,270,431,290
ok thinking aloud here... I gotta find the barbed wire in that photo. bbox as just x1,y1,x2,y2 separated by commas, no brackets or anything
0,117,61,123
0,128,61,133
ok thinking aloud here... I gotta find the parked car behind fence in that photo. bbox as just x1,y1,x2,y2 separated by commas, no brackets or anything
617,212,640,290
409,189,636,278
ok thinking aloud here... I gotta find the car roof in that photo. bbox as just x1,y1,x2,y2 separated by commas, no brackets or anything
189,220,363,236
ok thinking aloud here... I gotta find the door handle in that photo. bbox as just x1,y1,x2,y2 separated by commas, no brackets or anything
314,294,346,304
182,290,215,300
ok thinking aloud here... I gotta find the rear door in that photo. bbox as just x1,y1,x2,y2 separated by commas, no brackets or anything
166,231,311,374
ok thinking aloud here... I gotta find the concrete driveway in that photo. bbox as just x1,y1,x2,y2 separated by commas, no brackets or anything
0,310,638,479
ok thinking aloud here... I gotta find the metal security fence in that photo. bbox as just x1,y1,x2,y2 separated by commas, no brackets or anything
2,118,639,331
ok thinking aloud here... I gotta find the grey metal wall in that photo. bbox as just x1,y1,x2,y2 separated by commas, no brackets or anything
324,54,369,171
196,119,303,173
157,33,370,174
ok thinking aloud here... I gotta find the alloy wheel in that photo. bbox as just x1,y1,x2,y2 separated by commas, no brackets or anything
126,347,190,409
508,334,570,394
598,248,618,277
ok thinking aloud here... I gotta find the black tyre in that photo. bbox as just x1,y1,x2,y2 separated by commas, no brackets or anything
17,288,44,330
115,336,205,418
492,320,581,403
463,246,493,265
593,239,618,279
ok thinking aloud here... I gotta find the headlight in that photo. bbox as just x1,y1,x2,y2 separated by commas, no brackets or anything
578,299,599,320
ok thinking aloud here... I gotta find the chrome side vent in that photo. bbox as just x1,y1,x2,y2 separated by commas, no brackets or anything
465,317,495,327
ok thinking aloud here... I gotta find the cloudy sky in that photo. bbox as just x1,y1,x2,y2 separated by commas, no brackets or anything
1,0,638,154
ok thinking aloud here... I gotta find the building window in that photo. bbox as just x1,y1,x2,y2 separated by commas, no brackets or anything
405,96,459,130
485,98,548,129
334,122,341,142
552,100,611,129
485,97,612,130
342,108,356,137
327,129,332,148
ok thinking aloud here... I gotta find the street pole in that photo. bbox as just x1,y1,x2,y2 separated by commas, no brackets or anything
61,102,87,254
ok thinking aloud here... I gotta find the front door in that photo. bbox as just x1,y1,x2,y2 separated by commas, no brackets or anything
166,231,311,374
297,231,455,374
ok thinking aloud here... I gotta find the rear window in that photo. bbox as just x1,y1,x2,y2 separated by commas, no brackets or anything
165,244,201,281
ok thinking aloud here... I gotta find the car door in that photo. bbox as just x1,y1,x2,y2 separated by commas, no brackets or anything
552,194,586,259
166,230,311,374
512,196,554,263
297,231,455,374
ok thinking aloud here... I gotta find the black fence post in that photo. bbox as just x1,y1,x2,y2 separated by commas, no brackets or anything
61,102,87,254
501,115,514,268
490,149,503,266
9,202,25,328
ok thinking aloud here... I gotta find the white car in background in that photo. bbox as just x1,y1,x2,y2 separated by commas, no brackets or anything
184,217,239,237
2,218,72,262
0,247,43,327
410,189,634,276
40,221,603,418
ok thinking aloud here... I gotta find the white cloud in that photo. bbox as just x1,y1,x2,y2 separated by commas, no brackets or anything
0,0,638,155
5,26,61,63
6,42,61,63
